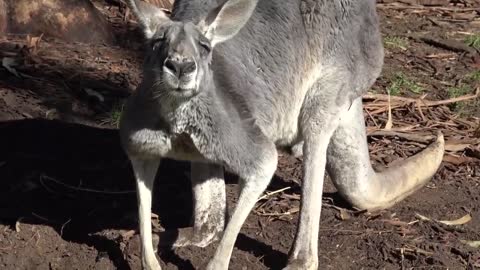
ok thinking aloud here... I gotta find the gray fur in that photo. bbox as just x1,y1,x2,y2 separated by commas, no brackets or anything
120,1,444,269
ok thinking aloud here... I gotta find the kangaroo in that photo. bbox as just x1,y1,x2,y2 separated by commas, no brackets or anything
119,0,445,269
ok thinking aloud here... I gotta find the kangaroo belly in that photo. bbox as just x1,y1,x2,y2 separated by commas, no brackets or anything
254,90,306,148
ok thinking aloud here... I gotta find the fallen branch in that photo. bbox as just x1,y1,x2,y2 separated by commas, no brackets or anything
363,89,479,115
377,3,480,12
367,130,435,143
418,37,476,54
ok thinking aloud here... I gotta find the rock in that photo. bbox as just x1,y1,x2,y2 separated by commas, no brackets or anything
7,0,115,45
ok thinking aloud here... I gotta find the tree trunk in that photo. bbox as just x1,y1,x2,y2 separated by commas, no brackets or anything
3,0,115,44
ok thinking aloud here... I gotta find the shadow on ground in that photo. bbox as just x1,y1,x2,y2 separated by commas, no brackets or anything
0,119,295,269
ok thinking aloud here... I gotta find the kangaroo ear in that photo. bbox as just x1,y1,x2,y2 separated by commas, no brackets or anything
203,0,258,47
127,0,171,39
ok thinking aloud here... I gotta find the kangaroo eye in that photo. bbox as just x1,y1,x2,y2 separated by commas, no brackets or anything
199,40,211,53
151,34,166,50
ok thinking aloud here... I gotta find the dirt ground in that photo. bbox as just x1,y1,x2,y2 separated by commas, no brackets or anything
1,1,479,269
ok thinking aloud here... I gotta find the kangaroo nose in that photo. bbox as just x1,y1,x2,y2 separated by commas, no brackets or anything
164,58,196,77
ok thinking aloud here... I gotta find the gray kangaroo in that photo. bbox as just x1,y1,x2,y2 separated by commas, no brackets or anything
119,0,445,269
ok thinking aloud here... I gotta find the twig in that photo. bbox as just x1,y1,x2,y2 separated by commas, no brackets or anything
416,101,427,122
0,244,14,250
367,130,436,143
60,219,72,237
364,89,479,106
419,37,475,54
31,212,51,222
255,207,299,217
323,202,352,213
318,227,392,235
257,187,291,202
377,4,480,12
385,90,393,130
421,88,479,106
40,174,135,195
396,247,434,256
363,89,479,114
24,230,40,247
365,109,380,128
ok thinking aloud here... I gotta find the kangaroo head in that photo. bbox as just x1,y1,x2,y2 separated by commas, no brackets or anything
128,0,258,100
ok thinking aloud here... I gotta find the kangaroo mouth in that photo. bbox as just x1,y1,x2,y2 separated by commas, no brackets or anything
170,87,198,99
174,86,193,92
162,72,197,95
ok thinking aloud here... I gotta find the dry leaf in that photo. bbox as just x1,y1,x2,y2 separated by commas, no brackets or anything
381,219,409,227
416,213,472,226
287,207,300,215
338,208,351,221
120,229,136,241
444,143,472,152
26,34,43,54
15,218,23,233
460,240,480,248
443,154,474,165
438,214,472,226
415,213,430,221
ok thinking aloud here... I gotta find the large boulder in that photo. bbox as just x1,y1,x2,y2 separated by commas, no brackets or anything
6,0,115,44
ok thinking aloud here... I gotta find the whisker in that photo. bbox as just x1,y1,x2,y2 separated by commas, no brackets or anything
150,79,171,100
